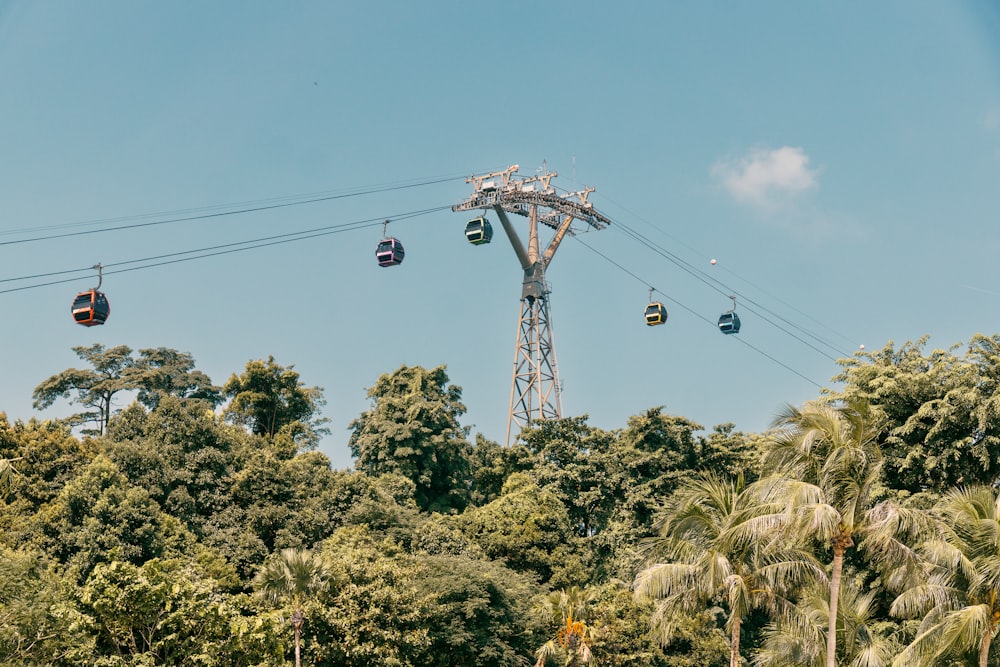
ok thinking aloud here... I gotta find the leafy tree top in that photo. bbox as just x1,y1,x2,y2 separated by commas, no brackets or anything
223,356,327,448
349,364,471,513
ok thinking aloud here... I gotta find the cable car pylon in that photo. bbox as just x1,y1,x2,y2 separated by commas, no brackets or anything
453,164,611,445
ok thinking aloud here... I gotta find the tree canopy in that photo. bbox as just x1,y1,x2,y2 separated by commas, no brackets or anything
9,339,1000,665
349,365,472,513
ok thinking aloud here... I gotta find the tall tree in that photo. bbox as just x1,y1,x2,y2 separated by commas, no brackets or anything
254,548,329,667
832,337,1000,493
223,356,327,448
32,344,135,436
754,578,901,667
891,485,1000,667
124,347,222,410
33,345,221,436
634,471,816,667
519,416,617,538
762,400,887,667
349,365,472,513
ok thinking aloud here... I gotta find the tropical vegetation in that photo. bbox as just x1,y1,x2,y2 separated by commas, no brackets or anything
3,336,1000,664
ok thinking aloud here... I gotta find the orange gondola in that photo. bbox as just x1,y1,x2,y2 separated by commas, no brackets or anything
72,264,110,326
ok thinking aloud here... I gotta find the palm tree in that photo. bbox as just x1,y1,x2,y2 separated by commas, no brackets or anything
891,485,1000,667
254,548,329,667
635,471,819,667
534,586,596,667
753,578,901,667
761,400,888,667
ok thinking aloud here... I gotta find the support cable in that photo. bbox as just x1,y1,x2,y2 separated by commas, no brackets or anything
0,205,450,295
574,236,824,389
0,173,469,246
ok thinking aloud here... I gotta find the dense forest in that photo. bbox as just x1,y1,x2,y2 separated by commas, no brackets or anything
4,335,1000,666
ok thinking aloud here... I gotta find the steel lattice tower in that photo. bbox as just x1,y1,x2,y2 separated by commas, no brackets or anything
453,165,611,444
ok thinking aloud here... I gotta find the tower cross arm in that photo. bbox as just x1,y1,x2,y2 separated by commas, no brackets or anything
465,165,520,193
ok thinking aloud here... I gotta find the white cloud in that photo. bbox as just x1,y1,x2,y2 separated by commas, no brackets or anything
711,146,818,209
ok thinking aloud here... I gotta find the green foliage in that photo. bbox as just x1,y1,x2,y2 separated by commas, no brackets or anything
636,471,819,667
891,485,1000,667
22,347,1000,666
349,365,472,513
29,455,197,582
468,434,536,506
223,356,327,447
254,548,329,667
0,546,95,665
520,416,618,538
0,415,96,511
81,557,283,665
33,344,137,435
459,472,587,587
755,578,902,667
832,336,1000,492
105,397,245,536
416,554,542,667
32,345,220,437
124,347,222,410
308,526,435,666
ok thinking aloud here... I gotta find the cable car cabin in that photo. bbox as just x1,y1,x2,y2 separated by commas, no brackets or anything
72,290,110,326
644,302,668,326
718,312,741,334
375,237,405,267
465,217,493,245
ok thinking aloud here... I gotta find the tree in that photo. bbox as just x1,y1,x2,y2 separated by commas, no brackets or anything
33,345,221,436
635,471,816,667
414,554,542,667
311,525,435,666
754,578,902,667
349,365,472,513
254,547,329,667
0,457,17,502
81,557,282,666
124,347,222,410
224,356,327,448
458,473,586,588
831,337,1000,493
519,416,619,539
33,344,136,436
29,455,196,582
891,485,1000,667
762,400,889,667
0,546,95,665
534,587,597,667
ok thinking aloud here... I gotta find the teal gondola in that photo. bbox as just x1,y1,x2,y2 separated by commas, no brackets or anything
465,216,493,245
718,296,741,334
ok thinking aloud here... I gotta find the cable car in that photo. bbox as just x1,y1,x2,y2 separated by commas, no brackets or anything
465,216,493,245
718,295,741,334
72,263,110,326
376,237,405,267
644,302,668,326
72,290,110,326
718,311,741,334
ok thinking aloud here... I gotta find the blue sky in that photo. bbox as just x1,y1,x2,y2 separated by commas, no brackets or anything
1,1,998,469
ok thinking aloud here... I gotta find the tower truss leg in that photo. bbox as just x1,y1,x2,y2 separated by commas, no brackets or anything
506,294,562,445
